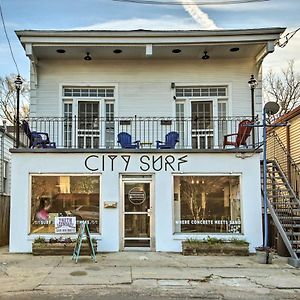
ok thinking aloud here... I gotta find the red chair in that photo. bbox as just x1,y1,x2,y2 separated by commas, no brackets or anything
223,119,253,148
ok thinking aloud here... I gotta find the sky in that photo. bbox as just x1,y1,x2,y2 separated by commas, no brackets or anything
0,0,299,80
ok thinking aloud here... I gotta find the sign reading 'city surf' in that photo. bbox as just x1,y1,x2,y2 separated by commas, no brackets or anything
85,154,188,172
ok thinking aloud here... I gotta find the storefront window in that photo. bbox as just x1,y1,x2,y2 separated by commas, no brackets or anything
30,175,100,234
174,176,241,234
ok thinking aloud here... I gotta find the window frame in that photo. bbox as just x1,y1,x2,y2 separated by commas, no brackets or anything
28,173,102,237
173,84,231,149
2,160,8,195
172,173,243,237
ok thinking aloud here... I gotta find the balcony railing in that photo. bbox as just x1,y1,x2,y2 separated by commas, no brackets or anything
20,116,259,150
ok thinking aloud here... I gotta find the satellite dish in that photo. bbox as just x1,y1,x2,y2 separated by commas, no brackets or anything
264,102,280,115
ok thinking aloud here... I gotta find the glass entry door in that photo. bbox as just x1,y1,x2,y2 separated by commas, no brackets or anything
123,181,152,249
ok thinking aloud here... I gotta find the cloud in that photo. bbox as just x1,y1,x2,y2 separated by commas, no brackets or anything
71,16,204,30
180,0,219,29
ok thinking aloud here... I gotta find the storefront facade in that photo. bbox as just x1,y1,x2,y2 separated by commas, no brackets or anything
10,151,261,252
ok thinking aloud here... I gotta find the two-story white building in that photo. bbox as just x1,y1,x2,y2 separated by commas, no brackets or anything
10,28,285,253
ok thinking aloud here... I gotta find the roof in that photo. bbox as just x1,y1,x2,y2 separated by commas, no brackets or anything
16,27,286,36
0,126,15,141
273,105,300,124
15,27,286,63
16,27,286,45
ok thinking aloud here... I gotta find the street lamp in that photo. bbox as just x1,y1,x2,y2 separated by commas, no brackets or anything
14,74,23,148
248,75,258,146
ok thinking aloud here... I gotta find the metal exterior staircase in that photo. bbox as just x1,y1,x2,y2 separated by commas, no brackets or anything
264,159,300,267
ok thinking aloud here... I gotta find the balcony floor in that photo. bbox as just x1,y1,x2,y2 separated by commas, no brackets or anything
10,148,261,154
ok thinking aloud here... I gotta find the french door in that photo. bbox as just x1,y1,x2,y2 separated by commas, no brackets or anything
77,101,100,148
191,101,214,149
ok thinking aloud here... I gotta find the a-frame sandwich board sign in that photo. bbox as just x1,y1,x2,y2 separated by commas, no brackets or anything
72,222,97,263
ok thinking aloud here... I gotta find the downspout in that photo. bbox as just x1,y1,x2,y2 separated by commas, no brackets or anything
286,124,291,182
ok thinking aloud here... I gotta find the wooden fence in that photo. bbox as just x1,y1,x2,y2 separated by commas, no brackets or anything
0,195,10,246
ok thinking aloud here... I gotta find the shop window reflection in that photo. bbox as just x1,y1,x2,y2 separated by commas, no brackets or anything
174,176,241,233
31,175,100,234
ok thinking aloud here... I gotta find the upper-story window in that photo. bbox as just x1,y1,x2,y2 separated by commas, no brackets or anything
63,87,114,98
174,86,229,149
62,86,115,149
175,86,227,98
2,161,8,194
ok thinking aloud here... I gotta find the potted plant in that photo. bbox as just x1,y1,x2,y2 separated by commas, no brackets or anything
182,236,249,256
32,236,97,256
255,246,273,264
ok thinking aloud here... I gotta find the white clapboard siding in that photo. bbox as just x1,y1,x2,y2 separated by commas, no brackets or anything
0,133,14,196
30,57,260,118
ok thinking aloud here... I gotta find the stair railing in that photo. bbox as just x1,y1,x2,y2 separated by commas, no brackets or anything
265,160,299,259
267,130,300,197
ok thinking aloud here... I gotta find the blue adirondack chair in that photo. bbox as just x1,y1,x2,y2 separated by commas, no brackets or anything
156,131,179,149
22,120,56,149
117,132,140,149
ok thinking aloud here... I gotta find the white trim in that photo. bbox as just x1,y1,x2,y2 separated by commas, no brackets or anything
120,175,154,251
59,82,119,116
17,28,285,45
123,247,151,251
59,82,118,149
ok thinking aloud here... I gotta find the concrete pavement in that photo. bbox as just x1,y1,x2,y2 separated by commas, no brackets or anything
0,247,299,299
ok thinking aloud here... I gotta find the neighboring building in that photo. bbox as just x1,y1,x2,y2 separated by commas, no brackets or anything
268,105,300,195
266,106,300,266
10,28,285,253
0,125,14,246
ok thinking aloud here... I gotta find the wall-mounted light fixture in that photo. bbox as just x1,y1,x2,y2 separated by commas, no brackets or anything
172,49,181,54
171,82,175,89
230,47,240,52
202,50,210,60
84,52,92,61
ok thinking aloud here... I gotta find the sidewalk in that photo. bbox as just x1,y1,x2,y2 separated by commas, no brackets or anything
0,246,299,300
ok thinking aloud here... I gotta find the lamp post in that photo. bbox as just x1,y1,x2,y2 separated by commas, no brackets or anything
14,75,23,148
248,75,258,146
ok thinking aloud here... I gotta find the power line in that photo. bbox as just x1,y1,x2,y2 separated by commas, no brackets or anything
113,0,269,5
0,0,20,75
277,27,300,48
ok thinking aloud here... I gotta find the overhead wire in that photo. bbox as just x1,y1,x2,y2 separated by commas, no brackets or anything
277,27,300,48
0,0,20,75
113,0,269,5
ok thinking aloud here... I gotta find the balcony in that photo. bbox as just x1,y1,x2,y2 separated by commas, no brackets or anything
19,116,259,151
